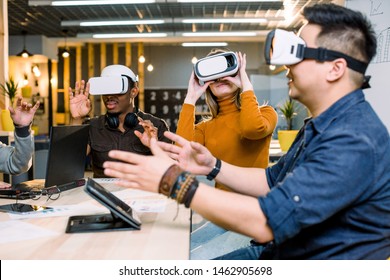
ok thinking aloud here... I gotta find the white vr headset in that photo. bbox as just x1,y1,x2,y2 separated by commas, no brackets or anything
89,76,130,95
194,51,239,83
264,29,368,74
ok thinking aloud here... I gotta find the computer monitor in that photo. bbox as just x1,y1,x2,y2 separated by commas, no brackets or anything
44,125,90,188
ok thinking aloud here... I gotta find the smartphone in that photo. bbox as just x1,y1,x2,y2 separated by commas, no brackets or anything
0,203,53,214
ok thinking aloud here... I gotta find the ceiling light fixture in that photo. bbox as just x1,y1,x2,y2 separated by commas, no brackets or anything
17,31,34,58
30,0,156,6
182,42,228,47
147,64,154,72
182,31,258,37
178,0,279,2
63,17,268,27
74,19,165,27
191,56,198,64
81,19,164,26
139,55,146,63
92,33,167,39
77,30,266,39
146,45,154,72
62,49,70,58
30,0,278,5
181,18,267,24
191,47,197,64
61,29,70,58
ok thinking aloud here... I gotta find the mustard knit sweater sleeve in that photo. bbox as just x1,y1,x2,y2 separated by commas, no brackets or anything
239,90,278,140
176,103,205,144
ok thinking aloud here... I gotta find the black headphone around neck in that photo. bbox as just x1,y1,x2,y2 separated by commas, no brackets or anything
105,109,139,129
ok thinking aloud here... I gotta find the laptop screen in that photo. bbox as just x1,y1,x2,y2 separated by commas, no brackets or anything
44,125,89,188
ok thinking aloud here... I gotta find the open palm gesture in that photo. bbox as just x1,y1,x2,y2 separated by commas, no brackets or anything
69,80,91,118
9,96,40,127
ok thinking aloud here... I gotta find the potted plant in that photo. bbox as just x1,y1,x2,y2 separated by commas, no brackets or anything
277,98,299,151
0,77,19,131
0,77,19,104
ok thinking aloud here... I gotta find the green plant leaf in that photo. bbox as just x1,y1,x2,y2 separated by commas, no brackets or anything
0,77,19,102
278,98,299,130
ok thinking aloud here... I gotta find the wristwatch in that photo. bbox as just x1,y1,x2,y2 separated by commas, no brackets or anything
206,158,221,181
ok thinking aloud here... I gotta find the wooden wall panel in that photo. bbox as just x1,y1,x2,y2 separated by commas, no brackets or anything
137,42,144,111
125,42,132,68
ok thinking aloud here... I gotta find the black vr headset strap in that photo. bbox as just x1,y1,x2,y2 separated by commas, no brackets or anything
303,47,368,74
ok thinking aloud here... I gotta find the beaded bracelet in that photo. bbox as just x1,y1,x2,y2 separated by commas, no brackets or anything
182,178,199,208
170,172,188,199
159,165,199,208
176,173,195,203
175,172,199,208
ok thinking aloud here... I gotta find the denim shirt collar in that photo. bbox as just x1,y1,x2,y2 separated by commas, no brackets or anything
296,89,365,163
309,89,365,136
270,89,366,185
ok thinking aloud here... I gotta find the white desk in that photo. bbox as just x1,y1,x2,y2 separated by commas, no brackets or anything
0,181,191,260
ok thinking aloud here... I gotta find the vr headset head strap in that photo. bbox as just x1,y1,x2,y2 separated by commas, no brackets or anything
303,47,368,74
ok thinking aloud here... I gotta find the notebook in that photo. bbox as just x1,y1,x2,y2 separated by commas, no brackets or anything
0,125,90,198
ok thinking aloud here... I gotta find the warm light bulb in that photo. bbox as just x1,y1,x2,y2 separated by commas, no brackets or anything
62,50,70,58
191,56,198,64
22,52,29,58
139,55,145,63
269,65,276,71
50,77,57,86
32,66,41,77
147,64,154,72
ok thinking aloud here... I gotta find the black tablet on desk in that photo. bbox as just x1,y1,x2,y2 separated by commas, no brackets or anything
66,178,141,233
0,202,52,214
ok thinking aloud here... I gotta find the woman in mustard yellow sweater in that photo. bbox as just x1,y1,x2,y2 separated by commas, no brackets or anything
176,49,277,259
176,50,278,191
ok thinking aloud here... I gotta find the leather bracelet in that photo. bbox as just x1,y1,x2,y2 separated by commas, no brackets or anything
171,172,199,207
183,178,199,208
206,158,221,180
170,172,188,199
158,164,183,197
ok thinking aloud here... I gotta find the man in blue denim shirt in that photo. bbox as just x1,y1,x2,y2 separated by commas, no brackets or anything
103,3,390,259
258,88,390,259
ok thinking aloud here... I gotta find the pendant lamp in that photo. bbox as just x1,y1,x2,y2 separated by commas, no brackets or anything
61,29,70,58
17,31,34,58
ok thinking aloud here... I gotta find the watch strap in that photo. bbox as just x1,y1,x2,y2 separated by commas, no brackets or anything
206,158,221,181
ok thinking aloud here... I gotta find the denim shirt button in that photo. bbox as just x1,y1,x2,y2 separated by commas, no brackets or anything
293,195,300,202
